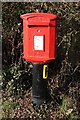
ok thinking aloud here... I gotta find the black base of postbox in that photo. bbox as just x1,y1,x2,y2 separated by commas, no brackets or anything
32,62,50,105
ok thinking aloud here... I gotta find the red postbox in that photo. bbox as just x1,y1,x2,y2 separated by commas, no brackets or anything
20,13,58,63
20,13,58,105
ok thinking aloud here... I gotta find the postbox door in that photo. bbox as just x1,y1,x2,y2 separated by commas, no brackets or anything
28,26,49,59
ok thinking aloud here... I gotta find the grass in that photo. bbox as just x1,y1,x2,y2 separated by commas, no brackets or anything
2,99,18,118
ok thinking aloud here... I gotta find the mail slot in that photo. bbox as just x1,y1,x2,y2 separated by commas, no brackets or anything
20,13,58,63
20,13,58,105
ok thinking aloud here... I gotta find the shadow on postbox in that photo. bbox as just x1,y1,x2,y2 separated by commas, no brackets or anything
20,13,58,63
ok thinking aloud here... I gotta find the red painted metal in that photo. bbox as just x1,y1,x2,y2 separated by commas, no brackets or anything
20,13,58,63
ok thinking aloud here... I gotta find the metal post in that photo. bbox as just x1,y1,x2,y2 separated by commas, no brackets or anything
32,62,50,105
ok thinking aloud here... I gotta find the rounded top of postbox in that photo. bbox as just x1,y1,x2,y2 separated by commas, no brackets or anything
20,13,58,21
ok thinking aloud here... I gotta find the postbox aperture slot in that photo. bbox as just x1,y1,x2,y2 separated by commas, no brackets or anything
34,36,44,51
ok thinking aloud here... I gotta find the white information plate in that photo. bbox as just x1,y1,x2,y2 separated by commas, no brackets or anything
34,36,44,50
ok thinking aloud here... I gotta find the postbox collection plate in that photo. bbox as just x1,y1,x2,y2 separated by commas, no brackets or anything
34,36,44,51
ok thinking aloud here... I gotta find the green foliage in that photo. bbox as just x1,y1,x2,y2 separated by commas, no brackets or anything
60,95,73,114
3,101,17,110
2,99,18,118
2,62,32,98
69,112,79,120
60,95,79,120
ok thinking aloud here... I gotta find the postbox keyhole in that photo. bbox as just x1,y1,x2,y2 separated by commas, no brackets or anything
37,30,40,32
